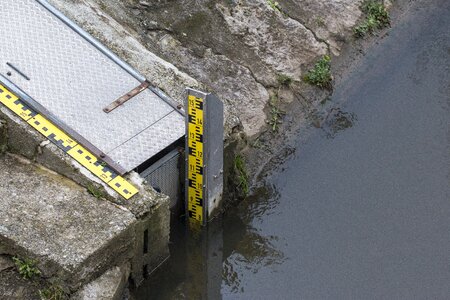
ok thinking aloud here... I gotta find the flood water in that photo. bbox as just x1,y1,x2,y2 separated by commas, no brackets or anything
134,1,450,299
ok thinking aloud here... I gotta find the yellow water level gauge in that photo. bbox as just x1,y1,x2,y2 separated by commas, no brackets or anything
185,89,224,225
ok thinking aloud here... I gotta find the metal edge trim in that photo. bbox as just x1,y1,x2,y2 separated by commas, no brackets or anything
0,74,127,175
35,0,146,83
202,92,209,224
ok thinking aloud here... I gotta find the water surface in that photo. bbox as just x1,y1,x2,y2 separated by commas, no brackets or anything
135,1,450,298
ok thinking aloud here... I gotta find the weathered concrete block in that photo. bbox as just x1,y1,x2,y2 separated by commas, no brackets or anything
0,106,85,181
71,264,130,300
34,135,166,218
0,107,45,159
36,142,96,189
0,81,172,293
131,197,170,286
0,155,137,292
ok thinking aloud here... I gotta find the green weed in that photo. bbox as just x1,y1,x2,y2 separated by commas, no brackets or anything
39,284,66,300
277,74,293,87
267,95,285,132
267,0,282,12
12,257,41,280
251,136,265,150
87,183,104,199
234,155,249,196
303,55,332,89
353,1,390,38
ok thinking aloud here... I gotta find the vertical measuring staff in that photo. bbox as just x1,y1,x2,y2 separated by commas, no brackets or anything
185,89,224,226
186,89,207,224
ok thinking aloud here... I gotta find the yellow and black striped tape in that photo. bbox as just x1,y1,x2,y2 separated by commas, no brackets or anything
187,94,204,223
0,84,138,200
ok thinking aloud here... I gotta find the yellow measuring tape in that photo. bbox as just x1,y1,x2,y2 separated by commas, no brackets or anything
0,84,138,200
187,94,205,223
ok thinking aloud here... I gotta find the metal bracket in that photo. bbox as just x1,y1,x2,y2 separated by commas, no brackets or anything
103,81,150,113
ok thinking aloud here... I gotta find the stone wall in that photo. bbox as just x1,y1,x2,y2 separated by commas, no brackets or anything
48,0,364,140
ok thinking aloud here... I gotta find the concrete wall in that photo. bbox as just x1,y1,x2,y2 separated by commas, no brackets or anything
0,106,172,296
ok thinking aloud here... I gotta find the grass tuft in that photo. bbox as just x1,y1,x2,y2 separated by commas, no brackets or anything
353,1,390,38
277,74,293,87
87,183,105,199
13,257,41,280
267,0,282,12
303,55,332,89
39,284,66,300
234,155,249,196
267,95,285,132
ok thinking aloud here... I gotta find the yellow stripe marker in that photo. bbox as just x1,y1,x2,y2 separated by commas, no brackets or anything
0,84,138,200
28,114,77,151
0,88,36,121
108,177,139,200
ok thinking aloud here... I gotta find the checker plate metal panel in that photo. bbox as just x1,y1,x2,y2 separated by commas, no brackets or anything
0,0,184,171
108,111,185,171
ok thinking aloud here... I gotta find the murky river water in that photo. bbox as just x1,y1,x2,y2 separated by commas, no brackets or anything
134,1,450,298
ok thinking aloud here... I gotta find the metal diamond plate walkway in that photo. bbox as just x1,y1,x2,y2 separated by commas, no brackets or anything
0,0,185,173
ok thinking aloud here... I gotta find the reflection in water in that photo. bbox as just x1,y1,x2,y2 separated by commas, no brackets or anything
222,229,286,294
222,186,286,295
237,185,281,223
133,186,285,299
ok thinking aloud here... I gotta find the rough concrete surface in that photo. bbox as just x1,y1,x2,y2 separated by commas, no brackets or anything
71,264,130,300
0,108,45,160
0,268,41,300
0,154,136,291
0,255,13,272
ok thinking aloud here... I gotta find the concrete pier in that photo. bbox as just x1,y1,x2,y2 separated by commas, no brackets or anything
0,110,171,296
0,155,135,291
